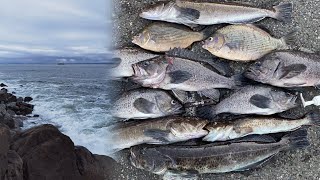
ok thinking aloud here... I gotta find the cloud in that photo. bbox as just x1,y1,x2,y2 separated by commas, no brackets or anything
0,0,111,59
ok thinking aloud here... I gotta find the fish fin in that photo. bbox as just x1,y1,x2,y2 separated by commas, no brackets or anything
143,129,171,143
196,105,216,119
283,128,310,150
163,169,199,180
283,83,307,87
234,155,275,172
166,48,231,76
230,134,276,144
249,94,272,109
133,98,156,114
168,70,192,84
280,30,297,48
176,5,200,21
172,89,190,104
198,89,220,102
231,17,265,24
306,112,320,126
272,3,293,23
232,74,252,87
279,64,307,79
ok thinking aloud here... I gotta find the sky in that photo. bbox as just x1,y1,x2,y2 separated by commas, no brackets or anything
0,0,111,59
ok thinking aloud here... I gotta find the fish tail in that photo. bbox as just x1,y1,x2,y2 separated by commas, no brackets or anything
279,30,297,49
201,26,215,40
306,112,320,126
231,74,252,88
272,3,293,22
196,105,216,120
282,129,310,150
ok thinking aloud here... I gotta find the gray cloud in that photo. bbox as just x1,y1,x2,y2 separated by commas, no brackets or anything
0,0,111,59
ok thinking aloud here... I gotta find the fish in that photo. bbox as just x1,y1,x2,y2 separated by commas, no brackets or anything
300,93,320,108
202,24,295,61
197,85,297,117
109,116,208,151
244,51,320,87
110,47,159,78
111,88,183,119
140,0,292,27
130,129,309,177
132,22,210,52
131,56,241,101
203,112,320,142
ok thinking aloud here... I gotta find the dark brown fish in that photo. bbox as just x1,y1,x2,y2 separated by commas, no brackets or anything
130,129,309,177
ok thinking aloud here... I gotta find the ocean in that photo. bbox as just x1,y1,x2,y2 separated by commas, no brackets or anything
0,64,112,155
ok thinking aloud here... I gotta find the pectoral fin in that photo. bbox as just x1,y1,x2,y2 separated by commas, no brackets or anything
143,129,171,143
168,70,192,84
279,64,307,79
133,98,155,114
249,94,272,109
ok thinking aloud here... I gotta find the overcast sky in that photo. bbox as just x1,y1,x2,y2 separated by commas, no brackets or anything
0,0,111,58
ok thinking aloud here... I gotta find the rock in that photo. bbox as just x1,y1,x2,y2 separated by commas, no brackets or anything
11,124,109,180
4,151,23,180
0,88,8,93
0,113,15,129
75,146,107,180
0,104,6,115
33,114,39,118
11,124,82,180
94,155,119,180
23,97,33,103
16,98,23,103
0,124,10,179
0,83,8,87
11,92,16,95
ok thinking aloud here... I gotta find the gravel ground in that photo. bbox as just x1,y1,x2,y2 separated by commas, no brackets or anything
110,0,320,179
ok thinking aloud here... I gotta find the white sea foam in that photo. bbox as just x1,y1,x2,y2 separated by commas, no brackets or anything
0,64,112,155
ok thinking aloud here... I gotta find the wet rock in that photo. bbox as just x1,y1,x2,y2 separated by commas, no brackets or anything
0,125,10,179
33,114,39,118
0,83,8,87
23,97,33,103
16,98,23,103
4,150,23,180
1,88,8,93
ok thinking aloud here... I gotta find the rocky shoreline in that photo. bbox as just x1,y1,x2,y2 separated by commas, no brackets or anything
0,83,117,180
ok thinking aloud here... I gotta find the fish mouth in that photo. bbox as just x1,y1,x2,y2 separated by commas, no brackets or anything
132,64,148,77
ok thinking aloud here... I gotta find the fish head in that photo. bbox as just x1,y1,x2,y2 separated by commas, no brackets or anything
244,57,281,83
156,93,183,115
132,30,151,47
169,118,209,140
270,90,297,110
130,147,169,174
202,34,225,52
140,1,175,21
131,57,170,87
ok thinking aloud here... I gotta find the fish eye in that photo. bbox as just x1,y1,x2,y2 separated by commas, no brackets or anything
171,100,176,105
208,37,214,41
143,61,150,66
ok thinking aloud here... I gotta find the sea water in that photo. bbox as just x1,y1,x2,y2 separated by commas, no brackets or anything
0,64,113,155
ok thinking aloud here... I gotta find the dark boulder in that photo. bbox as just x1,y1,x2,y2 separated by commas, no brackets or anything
75,146,109,180
0,124,10,179
0,83,8,87
33,114,39,118
16,98,23,103
11,124,111,180
23,97,33,103
4,150,23,180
